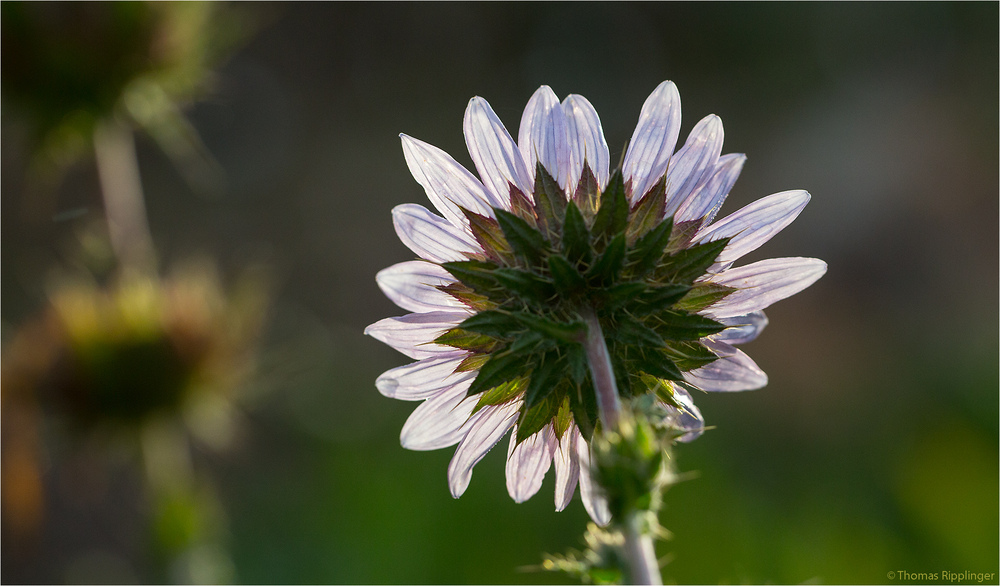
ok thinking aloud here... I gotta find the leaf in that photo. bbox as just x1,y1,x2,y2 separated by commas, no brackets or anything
570,380,598,441
456,352,490,372
457,310,523,339
630,284,691,315
566,344,587,385
473,377,526,413
508,182,537,226
461,208,512,263
674,282,736,312
602,281,648,311
615,314,666,350
553,395,573,439
572,162,600,220
585,233,626,285
523,351,563,408
532,161,566,240
494,208,549,267
667,219,702,252
663,341,719,371
561,201,592,265
591,169,628,245
649,310,726,341
657,237,730,284
434,328,500,352
517,392,561,443
441,260,501,294
468,350,533,396
511,312,586,343
625,216,673,278
631,350,684,382
548,254,586,295
493,267,555,303
627,175,666,244
436,282,497,312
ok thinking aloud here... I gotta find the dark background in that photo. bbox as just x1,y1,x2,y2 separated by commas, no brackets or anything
3,2,998,584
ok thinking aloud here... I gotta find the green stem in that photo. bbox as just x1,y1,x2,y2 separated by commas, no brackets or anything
579,306,663,585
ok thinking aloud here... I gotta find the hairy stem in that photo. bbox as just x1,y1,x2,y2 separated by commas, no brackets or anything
580,306,621,431
624,514,663,585
580,306,663,585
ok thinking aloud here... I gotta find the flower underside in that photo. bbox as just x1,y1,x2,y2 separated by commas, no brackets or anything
435,160,735,445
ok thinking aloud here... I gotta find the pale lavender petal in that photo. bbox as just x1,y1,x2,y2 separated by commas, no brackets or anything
401,134,504,227
518,86,570,190
464,96,533,206
392,204,480,263
563,94,610,190
674,153,746,224
576,428,611,525
552,426,580,511
364,311,468,359
400,380,477,450
505,423,557,503
695,190,811,271
666,385,705,443
683,339,768,392
448,401,521,498
376,354,472,400
712,311,769,346
376,261,468,314
701,257,827,319
622,80,682,201
663,114,724,217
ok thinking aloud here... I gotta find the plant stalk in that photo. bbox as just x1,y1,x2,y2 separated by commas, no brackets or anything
579,306,663,585
93,117,157,273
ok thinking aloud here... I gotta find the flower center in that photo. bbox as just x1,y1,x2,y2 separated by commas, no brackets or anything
436,162,734,443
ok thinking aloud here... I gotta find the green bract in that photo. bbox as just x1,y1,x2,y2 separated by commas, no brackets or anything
435,162,734,444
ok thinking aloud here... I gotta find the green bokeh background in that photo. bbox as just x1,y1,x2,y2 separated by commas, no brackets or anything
3,2,997,584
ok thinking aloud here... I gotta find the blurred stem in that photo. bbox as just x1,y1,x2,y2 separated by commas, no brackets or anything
624,514,662,585
93,117,157,273
580,306,663,585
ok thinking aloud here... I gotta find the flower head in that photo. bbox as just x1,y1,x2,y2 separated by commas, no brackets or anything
366,81,825,523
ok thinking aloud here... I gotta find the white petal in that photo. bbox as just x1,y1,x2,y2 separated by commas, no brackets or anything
667,385,705,443
447,401,521,498
712,311,769,346
683,339,768,392
376,354,472,400
701,257,827,319
663,114,724,217
518,86,570,190
576,429,611,526
400,380,477,450
674,153,746,224
563,94,610,190
364,311,468,359
695,190,811,270
401,134,504,228
553,426,580,511
505,423,556,503
464,96,533,206
376,261,467,314
392,204,480,263
622,80,682,201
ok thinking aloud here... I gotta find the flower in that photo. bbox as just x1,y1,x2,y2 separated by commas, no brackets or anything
366,81,826,524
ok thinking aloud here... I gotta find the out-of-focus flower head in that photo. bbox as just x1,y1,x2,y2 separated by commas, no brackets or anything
1,1,255,190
